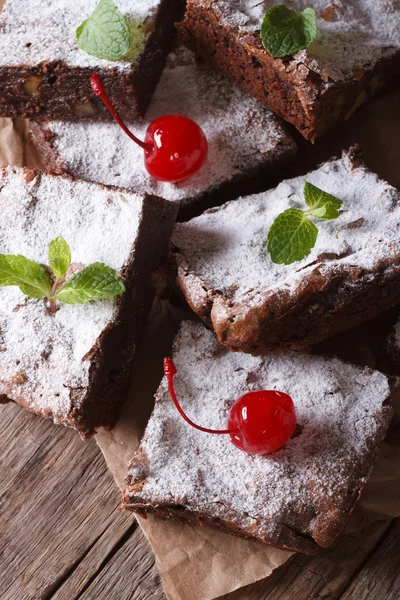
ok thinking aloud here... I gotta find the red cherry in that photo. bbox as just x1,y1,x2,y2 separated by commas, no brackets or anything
144,115,208,183
90,74,208,183
227,390,296,455
163,358,297,456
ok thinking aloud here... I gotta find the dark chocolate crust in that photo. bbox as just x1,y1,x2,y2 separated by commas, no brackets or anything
172,250,400,355
0,168,178,438
177,1,400,141
68,190,179,438
0,0,184,121
124,493,320,555
123,471,368,555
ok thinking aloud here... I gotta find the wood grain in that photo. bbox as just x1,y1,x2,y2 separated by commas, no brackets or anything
223,521,392,600
78,527,164,600
0,402,137,600
1,400,399,600
340,520,400,600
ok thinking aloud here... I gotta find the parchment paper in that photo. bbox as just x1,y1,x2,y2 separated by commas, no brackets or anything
94,300,400,600
1,87,400,600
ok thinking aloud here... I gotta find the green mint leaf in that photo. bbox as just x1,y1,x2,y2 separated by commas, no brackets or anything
0,254,52,299
267,209,318,265
48,237,71,281
261,5,317,58
307,206,328,219
55,263,125,304
76,0,130,61
304,181,343,220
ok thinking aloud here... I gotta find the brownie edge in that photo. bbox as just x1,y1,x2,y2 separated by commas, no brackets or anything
177,1,400,140
71,192,179,438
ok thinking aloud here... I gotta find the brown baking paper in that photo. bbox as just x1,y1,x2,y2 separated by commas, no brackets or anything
1,87,400,600
94,301,400,600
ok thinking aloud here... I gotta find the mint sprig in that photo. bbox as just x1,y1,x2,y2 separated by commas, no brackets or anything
267,182,343,265
55,263,125,304
261,5,317,59
0,237,125,311
0,255,52,298
267,209,318,265
76,0,130,61
48,236,71,281
303,181,342,220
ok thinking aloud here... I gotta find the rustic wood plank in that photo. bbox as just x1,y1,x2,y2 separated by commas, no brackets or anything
223,521,393,600
67,515,397,600
340,519,400,600
78,526,165,600
50,515,138,600
1,400,399,600
0,402,137,600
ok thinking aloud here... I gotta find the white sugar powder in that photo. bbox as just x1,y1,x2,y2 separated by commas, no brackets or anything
0,0,159,69
172,151,400,303
0,166,144,421
128,321,390,540
210,0,400,81
40,47,295,204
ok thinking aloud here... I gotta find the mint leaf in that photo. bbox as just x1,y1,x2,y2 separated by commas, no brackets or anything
267,209,318,265
76,0,130,61
48,237,71,281
261,5,317,58
304,181,343,220
55,263,125,304
0,254,52,298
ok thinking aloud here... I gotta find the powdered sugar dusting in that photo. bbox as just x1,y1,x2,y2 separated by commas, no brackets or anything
172,151,400,304
127,321,391,545
38,46,295,205
0,166,145,423
0,0,159,69
210,0,400,81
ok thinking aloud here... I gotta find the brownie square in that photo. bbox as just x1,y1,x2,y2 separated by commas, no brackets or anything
123,320,392,554
30,46,296,216
0,166,178,437
178,0,400,140
0,0,184,121
170,148,400,354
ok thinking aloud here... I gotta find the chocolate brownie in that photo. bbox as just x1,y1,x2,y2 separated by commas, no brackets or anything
0,0,184,121
30,46,296,217
123,320,392,554
0,166,178,437
170,148,400,354
177,0,400,141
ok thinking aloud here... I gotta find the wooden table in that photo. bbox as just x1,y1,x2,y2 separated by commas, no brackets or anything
1,401,399,600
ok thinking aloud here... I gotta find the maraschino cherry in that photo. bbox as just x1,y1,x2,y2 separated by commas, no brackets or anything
90,73,208,183
164,358,297,456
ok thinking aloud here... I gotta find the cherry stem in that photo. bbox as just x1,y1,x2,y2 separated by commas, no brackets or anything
163,358,237,435
90,73,153,153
